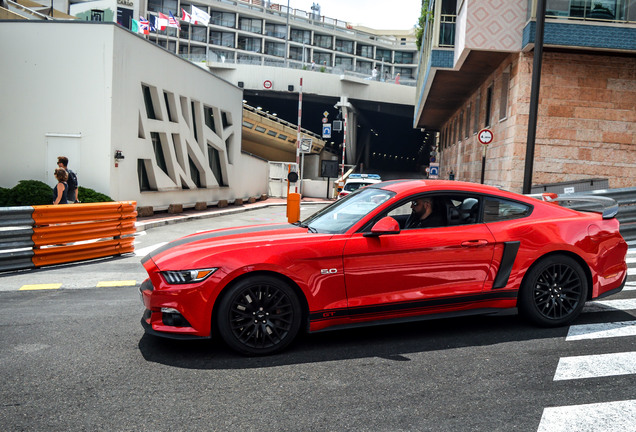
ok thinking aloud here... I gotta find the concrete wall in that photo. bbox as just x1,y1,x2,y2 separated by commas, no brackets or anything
0,21,268,209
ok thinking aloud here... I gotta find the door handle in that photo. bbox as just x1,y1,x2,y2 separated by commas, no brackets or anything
461,239,489,247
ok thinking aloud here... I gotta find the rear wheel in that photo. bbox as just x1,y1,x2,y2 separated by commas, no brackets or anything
519,255,588,327
217,275,302,355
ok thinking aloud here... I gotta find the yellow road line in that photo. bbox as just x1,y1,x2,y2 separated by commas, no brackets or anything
19,283,62,291
96,280,137,287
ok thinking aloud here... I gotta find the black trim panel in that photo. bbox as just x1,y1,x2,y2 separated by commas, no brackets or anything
309,291,518,323
492,241,521,289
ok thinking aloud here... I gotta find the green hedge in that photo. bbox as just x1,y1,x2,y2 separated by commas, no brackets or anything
1,180,113,206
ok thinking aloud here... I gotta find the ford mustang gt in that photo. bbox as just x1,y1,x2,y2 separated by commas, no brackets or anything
140,180,628,355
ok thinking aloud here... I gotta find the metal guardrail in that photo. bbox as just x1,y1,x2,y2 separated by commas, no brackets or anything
0,202,137,272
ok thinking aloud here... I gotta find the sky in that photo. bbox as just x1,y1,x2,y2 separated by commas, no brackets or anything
290,0,422,30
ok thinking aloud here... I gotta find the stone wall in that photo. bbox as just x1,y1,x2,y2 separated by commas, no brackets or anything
439,51,635,192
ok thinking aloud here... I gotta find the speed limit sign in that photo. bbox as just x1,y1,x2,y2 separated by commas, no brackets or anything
478,128,493,145
263,80,273,89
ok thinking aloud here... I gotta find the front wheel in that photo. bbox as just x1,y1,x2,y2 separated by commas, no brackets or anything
217,275,302,355
518,255,588,327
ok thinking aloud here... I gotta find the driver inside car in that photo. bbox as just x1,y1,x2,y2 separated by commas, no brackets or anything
405,197,445,229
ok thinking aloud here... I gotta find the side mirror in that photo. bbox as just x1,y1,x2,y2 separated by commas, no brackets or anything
364,216,400,237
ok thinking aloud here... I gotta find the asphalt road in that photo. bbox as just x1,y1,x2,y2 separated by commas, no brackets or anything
1,204,635,431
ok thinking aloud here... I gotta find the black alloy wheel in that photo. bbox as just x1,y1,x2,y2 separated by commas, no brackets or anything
519,255,588,327
217,275,302,355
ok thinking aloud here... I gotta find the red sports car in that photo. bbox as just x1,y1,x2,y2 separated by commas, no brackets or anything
140,180,628,355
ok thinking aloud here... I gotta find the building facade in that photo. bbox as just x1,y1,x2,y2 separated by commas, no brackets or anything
415,0,635,192
68,0,419,81
0,21,268,209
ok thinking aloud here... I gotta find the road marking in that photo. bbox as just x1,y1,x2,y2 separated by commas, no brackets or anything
627,257,636,264
566,321,636,341
584,298,636,313
553,351,636,381
629,268,635,276
19,283,62,291
625,281,635,291
96,280,137,287
537,399,636,432
134,242,167,257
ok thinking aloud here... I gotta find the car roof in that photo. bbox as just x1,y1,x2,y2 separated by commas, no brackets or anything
374,179,509,196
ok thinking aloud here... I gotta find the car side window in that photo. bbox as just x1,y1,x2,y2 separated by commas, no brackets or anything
483,197,531,222
384,194,482,229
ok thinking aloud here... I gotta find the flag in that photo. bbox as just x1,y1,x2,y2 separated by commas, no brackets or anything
139,16,150,34
191,5,210,25
168,11,181,29
181,8,192,23
131,19,140,33
153,13,167,31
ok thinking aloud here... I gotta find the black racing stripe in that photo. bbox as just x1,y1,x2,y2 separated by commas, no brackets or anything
309,290,518,322
492,241,521,289
141,224,295,265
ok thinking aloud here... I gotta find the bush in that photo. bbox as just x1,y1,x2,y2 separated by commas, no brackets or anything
6,180,54,206
78,186,113,203
0,187,9,206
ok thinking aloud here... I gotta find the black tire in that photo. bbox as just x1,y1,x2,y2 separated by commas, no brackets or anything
217,275,302,355
518,255,588,327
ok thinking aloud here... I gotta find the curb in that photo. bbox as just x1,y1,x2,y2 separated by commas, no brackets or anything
135,201,328,231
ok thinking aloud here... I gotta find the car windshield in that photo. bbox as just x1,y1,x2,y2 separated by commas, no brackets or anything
301,188,394,234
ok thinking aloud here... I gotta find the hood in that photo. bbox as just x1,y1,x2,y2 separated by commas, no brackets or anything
142,223,311,270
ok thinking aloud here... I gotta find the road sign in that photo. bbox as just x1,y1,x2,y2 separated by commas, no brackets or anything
263,80,273,89
429,163,439,179
332,120,343,132
322,117,328,124
323,111,329,117
300,137,312,153
478,128,493,145
322,123,331,138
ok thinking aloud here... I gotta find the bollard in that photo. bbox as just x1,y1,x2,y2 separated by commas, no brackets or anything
287,193,301,223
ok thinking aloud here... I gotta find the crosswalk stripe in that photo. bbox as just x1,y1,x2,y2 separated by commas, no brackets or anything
553,351,636,381
19,283,62,291
134,242,168,257
627,257,636,264
566,321,636,341
96,280,137,287
537,399,636,432
584,298,636,313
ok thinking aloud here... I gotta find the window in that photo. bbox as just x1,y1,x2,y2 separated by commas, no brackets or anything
473,95,480,134
191,25,207,42
499,69,510,121
394,51,414,64
356,60,372,74
465,104,471,138
265,23,286,39
265,41,285,57
458,112,463,142
239,18,262,33
314,34,332,49
314,52,331,66
394,67,414,79
483,197,532,223
210,31,234,48
142,85,156,120
150,132,168,176
335,39,354,54
290,29,311,43
335,56,353,70
207,145,225,186
238,37,262,52
138,159,153,191
148,0,177,14
385,194,481,229
485,85,493,128
356,44,373,58
210,11,235,27
289,46,309,61
375,49,391,62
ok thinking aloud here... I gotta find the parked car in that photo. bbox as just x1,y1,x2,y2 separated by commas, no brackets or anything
140,180,628,355
337,173,382,199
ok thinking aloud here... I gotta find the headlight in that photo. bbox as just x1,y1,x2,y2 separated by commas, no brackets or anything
161,268,218,285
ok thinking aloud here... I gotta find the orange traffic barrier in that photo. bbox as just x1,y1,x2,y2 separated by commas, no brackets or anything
30,201,137,267
287,193,301,223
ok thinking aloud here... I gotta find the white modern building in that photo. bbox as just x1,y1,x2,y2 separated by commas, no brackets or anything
0,21,267,209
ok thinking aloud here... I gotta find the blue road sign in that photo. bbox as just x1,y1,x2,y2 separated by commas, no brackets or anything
429,164,439,177
322,124,331,138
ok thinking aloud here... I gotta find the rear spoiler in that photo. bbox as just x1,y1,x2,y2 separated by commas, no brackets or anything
530,193,619,219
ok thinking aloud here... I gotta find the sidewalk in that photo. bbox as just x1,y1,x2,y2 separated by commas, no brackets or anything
135,197,333,231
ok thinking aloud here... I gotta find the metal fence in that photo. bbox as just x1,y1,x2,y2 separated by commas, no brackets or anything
0,202,137,272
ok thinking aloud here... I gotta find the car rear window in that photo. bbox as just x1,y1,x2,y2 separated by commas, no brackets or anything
483,197,531,222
